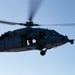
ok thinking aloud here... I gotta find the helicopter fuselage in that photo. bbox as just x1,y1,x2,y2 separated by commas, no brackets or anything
0,28,74,55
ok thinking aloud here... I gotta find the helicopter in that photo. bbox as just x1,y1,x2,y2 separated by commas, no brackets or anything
0,0,74,56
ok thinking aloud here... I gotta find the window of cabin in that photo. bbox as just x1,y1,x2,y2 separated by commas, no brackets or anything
39,32,45,39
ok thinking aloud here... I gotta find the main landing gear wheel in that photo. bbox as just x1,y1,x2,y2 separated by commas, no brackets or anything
40,49,47,56
37,45,47,56
40,51,46,56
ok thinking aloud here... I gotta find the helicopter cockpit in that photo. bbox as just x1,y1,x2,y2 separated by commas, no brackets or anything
50,30,59,36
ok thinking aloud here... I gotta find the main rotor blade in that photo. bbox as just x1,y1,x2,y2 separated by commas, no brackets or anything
40,23,75,26
0,20,39,26
0,20,24,25
0,20,19,25
29,0,43,21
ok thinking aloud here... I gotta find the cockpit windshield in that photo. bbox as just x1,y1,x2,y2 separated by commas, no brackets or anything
50,30,59,36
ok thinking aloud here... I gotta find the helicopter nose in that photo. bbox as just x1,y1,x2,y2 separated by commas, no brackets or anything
60,35,69,42
60,35,74,44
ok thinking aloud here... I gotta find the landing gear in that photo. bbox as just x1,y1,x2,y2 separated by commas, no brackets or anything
40,49,47,56
37,45,47,56
40,50,46,56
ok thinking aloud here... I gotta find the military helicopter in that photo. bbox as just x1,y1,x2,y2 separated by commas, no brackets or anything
0,0,74,56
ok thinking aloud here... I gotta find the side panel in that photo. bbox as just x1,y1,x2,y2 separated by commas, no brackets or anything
0,40,6,51
5,35,22,49
0,35,22,51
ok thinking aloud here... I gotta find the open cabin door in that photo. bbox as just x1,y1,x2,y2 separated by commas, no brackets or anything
21,34,27,46
21,34,37,46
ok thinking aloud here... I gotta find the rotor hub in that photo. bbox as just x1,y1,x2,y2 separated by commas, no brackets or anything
23,21,39,27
